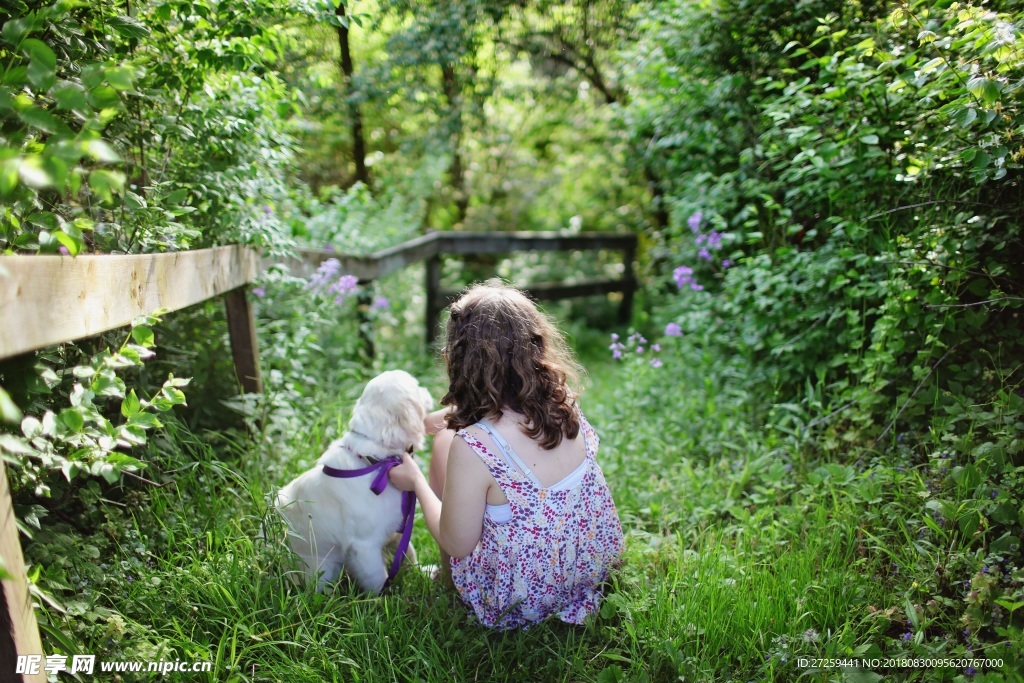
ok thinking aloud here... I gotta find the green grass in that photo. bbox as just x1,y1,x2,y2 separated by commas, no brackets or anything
25,336,1024,682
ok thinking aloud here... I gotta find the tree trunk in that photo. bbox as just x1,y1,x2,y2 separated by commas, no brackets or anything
336,3,370,188
441,62,467,223
645,165,669,231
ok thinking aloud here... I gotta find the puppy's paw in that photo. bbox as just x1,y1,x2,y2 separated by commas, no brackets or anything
417,563,441,582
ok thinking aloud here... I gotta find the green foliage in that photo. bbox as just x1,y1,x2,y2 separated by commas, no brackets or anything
278,0,648,235
0,1,125,254
0,315,188,497
296,174,438,253
635,0,1024,447
23,325,1021,681
593,329,1024,680
0,0,301,255
245,267,368,421
5,0,1024,679
624,1,1024,674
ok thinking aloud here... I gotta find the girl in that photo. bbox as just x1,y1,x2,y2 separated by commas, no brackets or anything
388,282,623,630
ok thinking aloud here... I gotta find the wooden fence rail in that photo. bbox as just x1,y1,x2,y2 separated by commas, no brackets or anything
279,231,637,343
0,246,264,392
428,232,636,343
0,229,635,680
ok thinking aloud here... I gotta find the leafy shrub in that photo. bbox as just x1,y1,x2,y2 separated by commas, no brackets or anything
0,0,299,256
0,315,187,496
628,0,1024,644
636,0,1024,435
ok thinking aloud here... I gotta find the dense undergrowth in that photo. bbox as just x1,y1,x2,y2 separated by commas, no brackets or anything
8,305,1021,682
2,0,1024,680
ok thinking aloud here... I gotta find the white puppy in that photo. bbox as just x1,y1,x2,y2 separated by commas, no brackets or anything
276,370,432,592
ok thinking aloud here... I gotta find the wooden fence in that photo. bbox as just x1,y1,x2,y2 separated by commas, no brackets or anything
277,231,637,343
0,246,264,391
0,230,636,679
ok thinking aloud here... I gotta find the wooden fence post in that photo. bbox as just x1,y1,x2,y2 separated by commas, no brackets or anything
356,288,375,360
425,255,443,347
1,461,46,683
619,240,636,325
224,287,262,394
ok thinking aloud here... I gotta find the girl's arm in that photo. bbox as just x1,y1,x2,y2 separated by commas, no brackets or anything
388,438,488,559
437,437,489,557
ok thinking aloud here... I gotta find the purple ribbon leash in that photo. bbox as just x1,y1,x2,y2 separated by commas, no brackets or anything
321,455,416,586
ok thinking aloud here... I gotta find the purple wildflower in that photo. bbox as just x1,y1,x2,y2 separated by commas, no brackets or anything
698,247,712,262
674,265,702,291
372,295,389,310
330,274,359,303
251,286,266,298
705,231,723,250
721,259,734,268
612,349,622,360
59,245,70,255
611,333,619,342
650,358,662,368
965,666,976,676
308,258,342,291
902,632,912,642
665,322,683,337
636,346,644,354
652,344,661,352
688,212,702,234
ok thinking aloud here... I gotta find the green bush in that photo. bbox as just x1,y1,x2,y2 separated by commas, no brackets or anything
0,0,299,256
636,0,1024,435
628,0,1024,638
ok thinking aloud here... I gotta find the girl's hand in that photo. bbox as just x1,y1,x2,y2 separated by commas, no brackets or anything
424,407,453,436
388,452,426,492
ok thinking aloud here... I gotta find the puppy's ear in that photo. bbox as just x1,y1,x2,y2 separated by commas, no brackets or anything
419,387,434,412
378,396,428,452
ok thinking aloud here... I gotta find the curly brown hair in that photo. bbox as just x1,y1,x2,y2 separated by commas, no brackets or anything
441,282,583,449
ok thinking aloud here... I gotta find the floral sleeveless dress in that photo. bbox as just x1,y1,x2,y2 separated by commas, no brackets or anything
450,409,624,630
